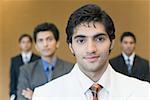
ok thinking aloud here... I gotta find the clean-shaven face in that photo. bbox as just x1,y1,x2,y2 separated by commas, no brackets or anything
121,36,135,56
69,22,112,74
20,37,32,52
35,31,59,58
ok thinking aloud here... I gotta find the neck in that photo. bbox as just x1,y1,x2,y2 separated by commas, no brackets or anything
41,55,56,64
80,61,108,82
22,51,31,54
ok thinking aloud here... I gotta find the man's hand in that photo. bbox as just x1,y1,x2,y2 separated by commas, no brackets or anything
21,88,33,100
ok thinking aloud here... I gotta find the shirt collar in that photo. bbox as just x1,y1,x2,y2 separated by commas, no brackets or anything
122,52,135,60
21,51,32,59
97,64,111,93
122,52,135,65
41,57,57,71
74,63,111,95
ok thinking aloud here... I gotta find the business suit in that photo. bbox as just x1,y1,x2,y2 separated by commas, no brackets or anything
17,58,74,100
32,64,150,100
109,54,149,81
145,72,150,83
10,53,40,98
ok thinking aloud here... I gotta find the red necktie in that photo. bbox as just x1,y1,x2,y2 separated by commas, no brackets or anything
90,83,102,100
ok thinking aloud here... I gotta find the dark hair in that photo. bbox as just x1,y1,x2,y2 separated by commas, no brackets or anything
33,22,59,43
66,4,115,44
19,34,32,43
120,32,136,43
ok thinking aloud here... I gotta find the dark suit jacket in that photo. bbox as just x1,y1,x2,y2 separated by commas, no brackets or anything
10,53,40,97
17,58,74,100
110,54,149,81
145,72,150,83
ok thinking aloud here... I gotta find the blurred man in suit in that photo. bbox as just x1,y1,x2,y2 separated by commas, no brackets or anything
146,72,150,83
10,34,40,100
110,32,149,81
17,22,74,100
32,4,150,100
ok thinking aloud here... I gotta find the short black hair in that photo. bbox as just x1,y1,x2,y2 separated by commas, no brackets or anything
33,22,59,43
19,34,32,43
66,4,115,44
120,32,136,43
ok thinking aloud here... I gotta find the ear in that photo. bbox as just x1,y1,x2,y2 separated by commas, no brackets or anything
110,40,115,50
56,41,60,49
69,43,75,55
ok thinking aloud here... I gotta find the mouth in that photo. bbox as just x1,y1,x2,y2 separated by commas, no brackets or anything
84,55,99,63
43,48,50,51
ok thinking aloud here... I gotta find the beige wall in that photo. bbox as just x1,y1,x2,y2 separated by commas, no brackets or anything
0,0,149,99
0,1,3,99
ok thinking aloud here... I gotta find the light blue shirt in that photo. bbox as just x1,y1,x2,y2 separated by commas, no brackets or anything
41,57,57,81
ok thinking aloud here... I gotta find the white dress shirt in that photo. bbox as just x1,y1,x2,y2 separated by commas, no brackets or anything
33,63,150,100
122,52,135,67
21,51,32,64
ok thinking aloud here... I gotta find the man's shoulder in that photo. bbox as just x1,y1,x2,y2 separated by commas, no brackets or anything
114,70,149,84
20,59,41,72
11,54,21,60
109,54,123,65
112,69,150,96
32,53,40,58
57,58,74,69
57,58,73,64
33,73,71,98
110,54,122,61
135,55,149,63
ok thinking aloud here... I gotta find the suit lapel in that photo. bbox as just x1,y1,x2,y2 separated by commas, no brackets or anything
19,54,24,65
120,54,129,74
29,53,36,62
31,60,48,89
29,53,33,62
51,58,63,80
132,55,139,73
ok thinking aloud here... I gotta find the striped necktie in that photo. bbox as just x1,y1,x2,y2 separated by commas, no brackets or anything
90,83,102,100
127,58,132,74
45,65,54,81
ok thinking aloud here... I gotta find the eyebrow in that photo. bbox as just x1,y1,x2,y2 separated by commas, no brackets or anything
93,33,107,38
74,33,107,39
74,35,86,39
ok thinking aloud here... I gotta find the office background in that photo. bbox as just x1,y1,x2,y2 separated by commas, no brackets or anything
0,0,149,99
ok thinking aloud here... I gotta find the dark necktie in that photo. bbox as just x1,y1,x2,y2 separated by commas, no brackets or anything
127,58,132,74
45,66,53,81
90,83,102,100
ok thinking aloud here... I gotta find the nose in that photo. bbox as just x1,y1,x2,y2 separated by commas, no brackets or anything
87,40,97,54
43,40,48,47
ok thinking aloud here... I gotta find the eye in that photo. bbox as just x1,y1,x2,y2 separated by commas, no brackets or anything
37,39,43,43
47,37,54,42
95,36,105,42
76,38,86,44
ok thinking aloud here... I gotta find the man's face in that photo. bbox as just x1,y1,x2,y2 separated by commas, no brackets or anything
35,31,59,58
20,37,32,52
69,22,113,74
121,36,135,56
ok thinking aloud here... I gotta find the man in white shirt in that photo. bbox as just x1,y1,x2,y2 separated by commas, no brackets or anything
32,4,150,100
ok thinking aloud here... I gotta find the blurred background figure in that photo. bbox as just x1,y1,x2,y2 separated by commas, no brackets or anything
17,22,74,100
110,32,149,81
9,34,40,100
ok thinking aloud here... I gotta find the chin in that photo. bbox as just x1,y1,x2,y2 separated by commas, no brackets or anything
43,54,52,57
